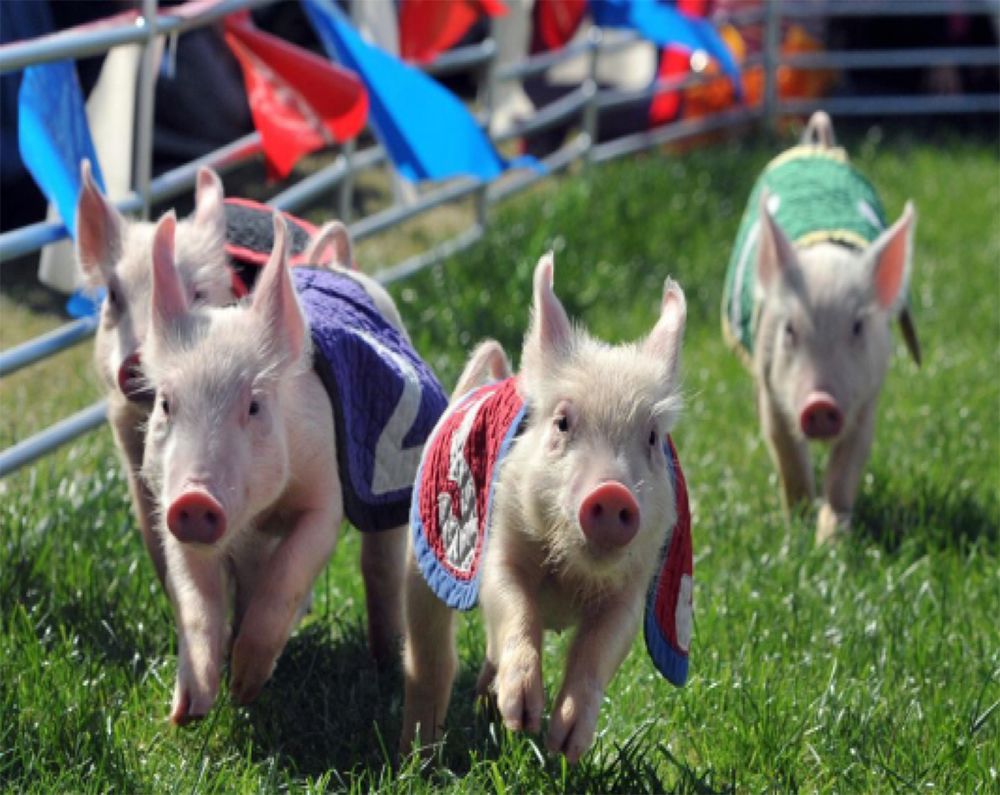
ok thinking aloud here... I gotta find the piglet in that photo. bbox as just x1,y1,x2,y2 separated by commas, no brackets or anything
401,253,693,763
141,213,446,724
76,161,236,584
722,110,919,543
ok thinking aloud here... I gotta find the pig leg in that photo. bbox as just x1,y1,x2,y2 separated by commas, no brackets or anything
229,505,339,705
400,546,457,753
163,540,230,724
817,397,877,544
758,384,815,513
109,401,167,586
360,524,406,666
479,552,545,734
547,590,641,763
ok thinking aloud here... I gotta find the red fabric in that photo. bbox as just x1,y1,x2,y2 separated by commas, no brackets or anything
400,0,508,64
649,47,689,126
419,378,523,580
654,437,692,651
223,12,368,179
535,0,587,51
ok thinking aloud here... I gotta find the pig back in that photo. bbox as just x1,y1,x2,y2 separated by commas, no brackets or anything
722,145,887,363
293,266,448,534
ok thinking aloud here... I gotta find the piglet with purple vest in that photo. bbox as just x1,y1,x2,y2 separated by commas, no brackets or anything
140,212,447,724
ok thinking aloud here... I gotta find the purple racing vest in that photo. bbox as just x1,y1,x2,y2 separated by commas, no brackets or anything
411,377,693,686
294,266,448,533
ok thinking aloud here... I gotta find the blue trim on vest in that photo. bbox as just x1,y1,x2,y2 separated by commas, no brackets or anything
642,442,689,687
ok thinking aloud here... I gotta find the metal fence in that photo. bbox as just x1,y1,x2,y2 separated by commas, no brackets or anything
1,0,998,476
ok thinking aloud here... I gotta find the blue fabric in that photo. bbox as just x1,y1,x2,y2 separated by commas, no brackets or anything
590,0,741,96
301,0,542,183
295,267,448,533
642,443,689,686
18,59,105,239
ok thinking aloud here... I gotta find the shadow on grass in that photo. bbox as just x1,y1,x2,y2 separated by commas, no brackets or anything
231,621,403,778
853,472,999,553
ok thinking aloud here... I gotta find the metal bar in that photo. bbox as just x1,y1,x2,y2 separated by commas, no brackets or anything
783,47,1000,71
424,39,496,77
494,84,590,143
591,106,760,164
351,177,483,242
779,94,1000,116
778,1,996,19
0,132,262,264
268,145,386,213
0,0,274,74
0,316,99,378
133,0,160,219
374,225,485,286
0,400,108,478
495,35,601,82
489,133,591,203
762,0,781,134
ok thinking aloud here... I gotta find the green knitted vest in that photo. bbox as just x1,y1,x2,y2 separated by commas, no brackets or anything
722,145,887,361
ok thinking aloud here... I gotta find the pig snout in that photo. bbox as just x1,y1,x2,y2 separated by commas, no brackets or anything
578,481,641,550
166,489,227,545
117,352,154,403
800,391,844,439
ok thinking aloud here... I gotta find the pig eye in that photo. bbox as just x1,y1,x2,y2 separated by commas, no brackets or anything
160,396,170,416
852,318,864,338
248,399,260,417
556,415,570,433
107,286,120,309
192,289,205,303
784,320,797,344
649,430,658,447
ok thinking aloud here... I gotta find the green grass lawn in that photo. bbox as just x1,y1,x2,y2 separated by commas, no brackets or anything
1,126,998,793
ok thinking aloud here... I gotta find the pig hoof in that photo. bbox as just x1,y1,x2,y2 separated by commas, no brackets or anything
496,654,543,733
816,504,850,545
475,659,497,697
547,688,600,763
170,688,211,726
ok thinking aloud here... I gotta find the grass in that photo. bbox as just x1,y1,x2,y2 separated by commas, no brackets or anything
1,124,998,792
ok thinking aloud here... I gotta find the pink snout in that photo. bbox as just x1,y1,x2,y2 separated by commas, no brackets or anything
800,391,844,439
117,352,153,403
166,489,227,545
578,481,641,550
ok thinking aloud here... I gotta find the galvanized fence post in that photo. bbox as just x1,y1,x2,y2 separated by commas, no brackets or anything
762,0,781,136
133,0,160,219
583,25,602,164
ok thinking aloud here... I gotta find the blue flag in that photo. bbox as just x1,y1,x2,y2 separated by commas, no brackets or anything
18,59,105,239
301,0,540,183
590,0,742,97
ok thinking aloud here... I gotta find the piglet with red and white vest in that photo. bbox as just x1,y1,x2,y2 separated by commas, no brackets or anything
140,212,447,724
401,253,693,763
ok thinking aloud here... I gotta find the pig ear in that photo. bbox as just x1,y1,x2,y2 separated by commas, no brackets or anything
150,212,189,334
252,214,306,365
644,278,687,383
75,159,123,284
304,220,352,267
528,251,572,358
756,189,801,292
866,201,916,313
193,167,226,233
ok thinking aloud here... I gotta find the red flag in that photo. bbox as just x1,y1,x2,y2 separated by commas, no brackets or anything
223,11,368,179
535,0,587,51
399,0,507,64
